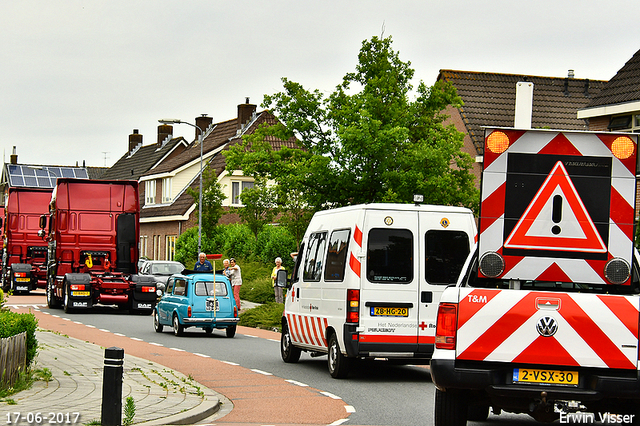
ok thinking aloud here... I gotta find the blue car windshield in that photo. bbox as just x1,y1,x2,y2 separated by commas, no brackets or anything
195,281,228,297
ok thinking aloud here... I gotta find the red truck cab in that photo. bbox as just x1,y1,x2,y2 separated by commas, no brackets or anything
2,188,53,293
41,179,157,313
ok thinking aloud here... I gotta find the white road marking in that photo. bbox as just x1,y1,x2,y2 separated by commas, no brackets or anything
285,379,309,387
149,342,163,346
251,369,273,376
222,361,239,366
114,333,125,337
344,405,356,413
194,353,210,358
320,391,342,400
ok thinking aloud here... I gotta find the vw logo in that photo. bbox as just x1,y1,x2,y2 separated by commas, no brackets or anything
536,316,558,337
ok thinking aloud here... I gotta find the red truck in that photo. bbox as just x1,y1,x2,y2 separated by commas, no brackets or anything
2,188,53,293
39,179,157,313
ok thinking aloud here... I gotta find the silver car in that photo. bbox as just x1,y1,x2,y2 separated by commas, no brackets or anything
139,260,185,291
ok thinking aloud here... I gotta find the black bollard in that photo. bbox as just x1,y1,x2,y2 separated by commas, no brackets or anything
101,347,124,426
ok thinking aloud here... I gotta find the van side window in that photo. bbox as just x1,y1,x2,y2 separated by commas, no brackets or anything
303,232,327,282
173,279,186,296
367,228,413,283
324,229,351,282
425,230,470,284
165,277,174,294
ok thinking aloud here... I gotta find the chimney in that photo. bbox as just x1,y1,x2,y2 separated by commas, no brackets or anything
195,114,213,140
10,146,17,164
237,97,257,130
129,129,143,153
514,82,534,129
568,69,575,78
157,124,173,147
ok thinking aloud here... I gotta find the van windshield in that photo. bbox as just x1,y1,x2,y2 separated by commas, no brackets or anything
367,228,412,283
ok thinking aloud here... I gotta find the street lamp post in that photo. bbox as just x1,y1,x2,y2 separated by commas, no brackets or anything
158,119,204,253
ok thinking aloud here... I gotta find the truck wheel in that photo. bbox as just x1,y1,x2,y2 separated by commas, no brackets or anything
204,327,213,335
226,325,237,338
172,314,184,336
435,389,467,426
281,323,301,363
328,333,350,379
153,309,163,333
47,280,60,309
63,285,74,314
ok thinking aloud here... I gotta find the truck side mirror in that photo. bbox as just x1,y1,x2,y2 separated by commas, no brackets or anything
276,269,289,288
39,214,47,230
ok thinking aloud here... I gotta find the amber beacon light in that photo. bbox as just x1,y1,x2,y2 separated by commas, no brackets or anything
486,130,510,154
611,136,635,160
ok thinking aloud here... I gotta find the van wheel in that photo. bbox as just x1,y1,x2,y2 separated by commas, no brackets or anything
281,323,301,363
63,284,74,314
226,325,236,338
172,314,184,336
467,404,490,421
204,327,213,335
153,309,163,333
328,334,350,379
435,389,467,426
47,279,60,309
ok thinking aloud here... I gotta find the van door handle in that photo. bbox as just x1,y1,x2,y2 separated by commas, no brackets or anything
421,291,433,303
296,288,300,299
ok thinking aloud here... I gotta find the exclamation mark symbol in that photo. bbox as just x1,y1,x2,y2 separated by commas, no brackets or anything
552,194,562,235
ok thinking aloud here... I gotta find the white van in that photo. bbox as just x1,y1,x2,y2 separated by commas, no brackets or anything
277,202,477,378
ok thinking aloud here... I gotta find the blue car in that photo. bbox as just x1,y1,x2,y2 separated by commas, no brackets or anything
153,271,239,337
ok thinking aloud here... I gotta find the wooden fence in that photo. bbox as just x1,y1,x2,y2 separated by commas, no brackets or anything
0,332,26,387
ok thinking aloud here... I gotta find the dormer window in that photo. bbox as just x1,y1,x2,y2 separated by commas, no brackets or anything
162,177,172,203
145,180,156,205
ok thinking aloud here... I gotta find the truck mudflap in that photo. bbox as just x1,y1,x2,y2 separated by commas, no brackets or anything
65,273,93,310
11,263,34,293
130,275,157,311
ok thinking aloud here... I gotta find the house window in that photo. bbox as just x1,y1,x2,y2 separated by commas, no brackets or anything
231,180,254,205
153,235,161,260
145,180,156,205
140,235,148,259
166,235,177,261
162,178,172,203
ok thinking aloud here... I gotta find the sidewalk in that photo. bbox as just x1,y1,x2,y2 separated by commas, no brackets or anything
5,330,222,425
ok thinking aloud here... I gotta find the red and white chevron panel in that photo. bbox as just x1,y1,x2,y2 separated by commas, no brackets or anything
286,313,328,348
456,288,639,369
479,129,638,285
348,224,363,278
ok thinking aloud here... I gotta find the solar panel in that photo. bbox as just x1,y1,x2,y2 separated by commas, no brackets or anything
6,165,90,188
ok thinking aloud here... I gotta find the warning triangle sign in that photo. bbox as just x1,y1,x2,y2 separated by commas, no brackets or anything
504,161,607,253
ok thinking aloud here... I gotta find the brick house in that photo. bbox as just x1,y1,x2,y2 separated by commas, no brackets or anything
437,70,607,187
138,100,297,261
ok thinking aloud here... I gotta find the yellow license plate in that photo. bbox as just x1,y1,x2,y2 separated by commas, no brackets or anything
15,277,30,282
513,368,578,385
72,291,90,296
371,307,408,317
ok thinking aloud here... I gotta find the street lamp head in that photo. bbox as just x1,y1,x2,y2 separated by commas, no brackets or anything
158,118,182,125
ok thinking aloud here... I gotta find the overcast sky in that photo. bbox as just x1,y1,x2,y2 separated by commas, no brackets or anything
2,0,639,168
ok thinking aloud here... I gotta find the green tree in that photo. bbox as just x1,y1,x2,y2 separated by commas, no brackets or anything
186,163,226,238
226,35,478,212
237,178,277,238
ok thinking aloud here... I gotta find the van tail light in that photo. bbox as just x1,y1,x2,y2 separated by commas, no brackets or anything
14,272,27,278
140,286,155,293
70,284,85,291
435,303,458,350
188,306,192,318
234,306,238,318
346,289,360,324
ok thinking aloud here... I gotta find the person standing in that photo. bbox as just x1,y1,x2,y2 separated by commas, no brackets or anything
222,258,230,277
228,258,242,310
271,257,286,303
194,252,212,272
